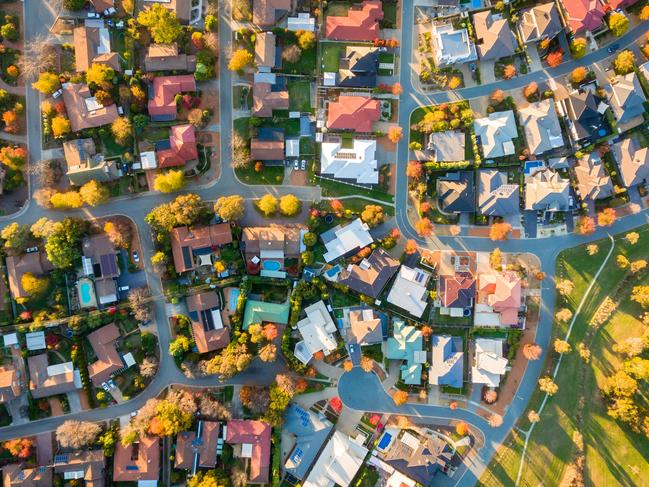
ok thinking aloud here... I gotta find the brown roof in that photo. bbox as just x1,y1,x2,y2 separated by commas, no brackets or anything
0,365,20,403
186,292,230,353
613,137,649,188
242,226,302,259
144,43,196,72
2,464,52,487
62,83,119,132
6,252,53,300
253,0,292,26
251,137,285,161
348,308,383,345
63,138,97,167
27,354,76,399
174,421,220,470
113,436,160,482
337,248,399,298
226,420,271,484
90,0,114,11
473,10,516,60
73,26,120,72
254,32,276,68
54,449,105,487
87,323,123,386
252,82,289,117
82,233,120,279
170,224,233,273
574,153,613,201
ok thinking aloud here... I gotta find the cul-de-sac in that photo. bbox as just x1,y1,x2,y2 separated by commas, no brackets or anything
0,0,646,486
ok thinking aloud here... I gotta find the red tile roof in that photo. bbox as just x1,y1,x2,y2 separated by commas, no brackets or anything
439,273,476,308
113,436,160,482
157,124,199,168
170,224,233,273
479,271,521,326
148,75,196,119
174,421,220,469
186,291,230,353
561,0,605,33
87,323,122,386
251,137,285,161
327,96,381,132
226,420,271,484
325,0,383,41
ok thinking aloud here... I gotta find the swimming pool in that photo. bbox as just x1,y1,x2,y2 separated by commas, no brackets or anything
229,288,240,312
262,260,281,271
77,278,97,309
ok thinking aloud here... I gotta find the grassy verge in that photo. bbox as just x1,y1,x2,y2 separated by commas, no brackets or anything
235,165,284,185
318,178,394,203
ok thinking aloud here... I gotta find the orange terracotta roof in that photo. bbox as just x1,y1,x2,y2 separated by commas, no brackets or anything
325,0,383,41
226,420,271,484
148,75,196,119
87,323,123,386
157,124,199,168
170,224,233,273
113,436,160,482
327,96,381,132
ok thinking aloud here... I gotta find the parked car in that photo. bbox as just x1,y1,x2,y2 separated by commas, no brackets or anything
103,6,117,15
52,89,63,99
101,382,110,392
118,285,130,292
293,160,299,170
87,11,100,18
24,246,38,253
132,250,140,263
349,343,356,355
608,43,619,53
301,159,307,170
107,379,116,389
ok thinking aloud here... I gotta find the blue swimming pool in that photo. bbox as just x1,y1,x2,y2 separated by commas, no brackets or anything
229,288,240,312
262,260,281,271
80,282,92,303
523,160,544,176
378,432,392,450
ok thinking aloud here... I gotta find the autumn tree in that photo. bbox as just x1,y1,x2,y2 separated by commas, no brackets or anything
406,161,424,180
570,66,587,84
631,260,647,274
360,204,385,227
51,116,71,138
490,222,512,241
404,239,418,255
528,410,540,423
523,81,538,99
556,279,574,297
387,126,403,143
488,414,503,428
139,357,158,378
30,218,56,239
56,421,101,448
586,244,599,256
546,50,563,67
282,45,301,63
330,199,344,214
3,438,33,459
86,63,115,90
79,180,109,207
32,72,60,94
279,194,301,216
391,82,403,95
502,64,517,79
169,336,191,357
614,50,636,75
199,395,231,420
1,222,29,251
393,390,408,405
490,89,505,104
617,254,629,269
523,343,542,361
229,48,254,71
138,4,183,43
154,170,186,193
103,220,131,249
570,37,587,58
448,76,462,89
259,343,277,362
556,308,573,323
415,217,433,237
625,232,639,245
239,386,270,414
455,422,469,436
631,286,649,308
360,355,374,373
257,194,278,217
214,195,245,221
538,377,558,395
111,117,133,146
597,208,616,227
609,12,629,37
128,287,152,322
641,6,649,21
188,470,230,487
554,339,572,354
575,216,596,235
21,272,49,298
19,34,57,80
484,390,498,404
296,29,316,50
604,370,638,397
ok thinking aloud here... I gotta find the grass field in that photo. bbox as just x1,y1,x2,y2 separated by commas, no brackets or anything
321,43,343,72
288,80,311,112
480,226,649,487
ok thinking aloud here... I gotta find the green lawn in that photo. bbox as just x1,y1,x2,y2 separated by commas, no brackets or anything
321,43,342,72
235,165,284,185
299,137,315,156
233,85,252,110
330,197,395,216
288,80,311,112
481,226,649,487
381,1,398,28
282,46,316,75
331,288,361,308
318,177,394,203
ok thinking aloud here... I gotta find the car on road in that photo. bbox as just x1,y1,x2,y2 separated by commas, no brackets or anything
293,160,299,170
608,43,619,53
101,382,110,392
132,250,140,263
349,344,356,355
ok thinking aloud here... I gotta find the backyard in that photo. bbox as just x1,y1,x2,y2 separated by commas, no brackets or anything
480,226,649,487
321,42,342,72
288,80,311,112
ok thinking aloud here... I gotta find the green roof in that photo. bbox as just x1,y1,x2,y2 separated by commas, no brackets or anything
242,299,290,330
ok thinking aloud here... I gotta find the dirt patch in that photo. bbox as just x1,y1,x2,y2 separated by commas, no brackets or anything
466,226,521,239
288,168,307,186
386,163,396,195
200,87,220,124
78,390,92,411
377,136,396,153
144,169,157,191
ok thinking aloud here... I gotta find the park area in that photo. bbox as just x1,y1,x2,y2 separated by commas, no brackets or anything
480,226,649,486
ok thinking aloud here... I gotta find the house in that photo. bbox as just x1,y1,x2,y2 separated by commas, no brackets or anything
430,335,463,388
348,307,383,345
255,32,278,69
524,167,571,212
303,431,367,487
337,248,399,298
518,100,564,156
170,224,232,274
478,170,519,216
252,77,289,117
387,266,431,318
607,73,647,129
73,23,119,72
28,354,78,399
145,43,196,72
225,420,271,484
517,3,563,43
326,96,380,133
325,0,383,41
63,138,120,186
90,0,114,11
320,138,378,184
0,365,20,403
336,46,379,88
427,131,466,162
81,233,120,306
251,136,285,161
612,137,649,188
573,152,613,201
113,436,160,483
2,463,52,487
321,218,374,263
156,124,199,168
53,450,105,487
242,225,302,276
5,252,53,301
187,291,230,353
475,270,522,327
560,0,605,33
473,10,516,60
473,110,518,159
252,0,292,26
436,171,475,214
148,75,197,121
62,82,119,132
288,13,315,31
438,273,475,316
87,323,124,386
294,300,338,364
174,421,219,473
386,319,426,385
430,23,477,67
242,299,290,330
283,404,334,482
562,90,606,142
472,338,508,386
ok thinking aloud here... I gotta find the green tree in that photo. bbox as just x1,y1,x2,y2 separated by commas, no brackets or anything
44,218,86,269
133,114,149,131
154,170,186,193
137,4,183,43
570,37,587,58
279,194,301,216
21,272,49,298
30,218,56,239
64,0,87,10
257,194,278,217
32,72,61,95
303,232,317,247
169,336,191,357
187,470,230,487
214,195,245,221
301,250,313,266
1,222,30,251
79,180,109,207
85,63,115,90
1,23,18,42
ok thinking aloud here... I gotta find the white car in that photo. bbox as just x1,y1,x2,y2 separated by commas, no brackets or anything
52,89,63,99
301,159,307,170
87,12,100,18
101,382,110,392
293,160,299,170
103,7,117,16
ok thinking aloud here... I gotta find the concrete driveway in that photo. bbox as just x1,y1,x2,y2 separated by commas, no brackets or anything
479,59,496,84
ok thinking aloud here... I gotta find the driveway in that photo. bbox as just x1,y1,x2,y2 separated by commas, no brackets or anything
522,210,538,238
479,59,496,84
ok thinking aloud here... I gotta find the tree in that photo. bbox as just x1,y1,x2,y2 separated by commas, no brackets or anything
239,386,270,414
79,180,109,207
391,82,403,95
393,390,408,405
614,50,636,75
229,48,254,71
199,395,231,420
556,308,573,323
32,72,60,94
538,377,558,395
607,397,639,424
86,63,115,90
154,170,186,193
56,421,101,448
570,66,587,84
330,199,344,214
617,254,629,269
546,50,563,67
597,208,616,227
2,110,18,133
296,29,316,50
303,232,317,247
415,217,433,237
51,116,71,138
129,288,152,322
554,339,572,354
111,117,133,146
448,76,462,89
21,272,49,298
587,244,599,256
387,126,403,143
528,410,540,423
604,370,638,397
3,438,33,459
578,342,591,363
484,390,498,404
301,250,313,266
188,470,230,487
631,286,649,308
257,194,278,217
489,222,512,241
279,194,301,216
490,89,505,104
139,357,158,378
214,195,245,221
523,343,542,360
455,422,469,436
502,64,517,79
1,222,29,251
31,218,56,239
259,343,277,362
138,4,183,43
404,239,418,255
570,37,587,58
406,161,424,180
103,220,131,249
556,279,574,297
523,81,538,99
169,336,191,357
19,34,57,80
609,12,629,37
343,360,353,372
360,356,374,373
625,232,639,245
360,204,385,227
149,399,193,437
282,45,301,63
575,216,596,235
631,260,647,274
641,6,649,21
488,414,503,428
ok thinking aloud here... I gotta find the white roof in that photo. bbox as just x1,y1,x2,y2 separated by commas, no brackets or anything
323,72,336,86
140,151,157,170
47,362,74,377
323,219,373,263
473,303,504,328
64,471,84,480
2,333,18,347
303,431,368,487
295,301,338,364
474,110,518,159
320,139,378,184
286,138,300,157
472,338,508,387
138,481,159,487
254,72,276,84
288,13,315,31
26,331,46,351
386,470,416,487
241,443,253,458
400,431,420,450
122,352,136,367
386,266,431,318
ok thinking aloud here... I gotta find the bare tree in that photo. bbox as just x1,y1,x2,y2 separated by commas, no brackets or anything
139,357,158,378
128,287,152,322
56,421,101,448
239,385,270,415
231,467,248,487
19,35,58,81
28,159,62,188
199,395,232,420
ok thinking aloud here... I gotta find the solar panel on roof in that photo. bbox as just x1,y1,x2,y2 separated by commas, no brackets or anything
201,309,215,331
54,454,69,464
100,254,118,276
182,246,193,269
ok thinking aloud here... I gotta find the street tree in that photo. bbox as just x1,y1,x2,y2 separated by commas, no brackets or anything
570,38,587,58
129,288,152,322
614,50,636,75
609,12,629,37
103,220,131,249
489,222,512,241
406,161,424,180
154,170,186,193
569,66,587,84
56,421,101,448
554,339,572,354
538,377,558,395
30,217,56,239
79,180,109,207
279,194,301,216
523,343,542,360
214,195,245,221
257,194,278,216
414,217,433,237
597,208,617,227
387,126,403,143
546,50,563,67
393,390,408,405
575,216,596,235
228,48,254,72
32,72,60,94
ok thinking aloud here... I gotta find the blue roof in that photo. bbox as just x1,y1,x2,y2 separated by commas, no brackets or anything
283,404,334,480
